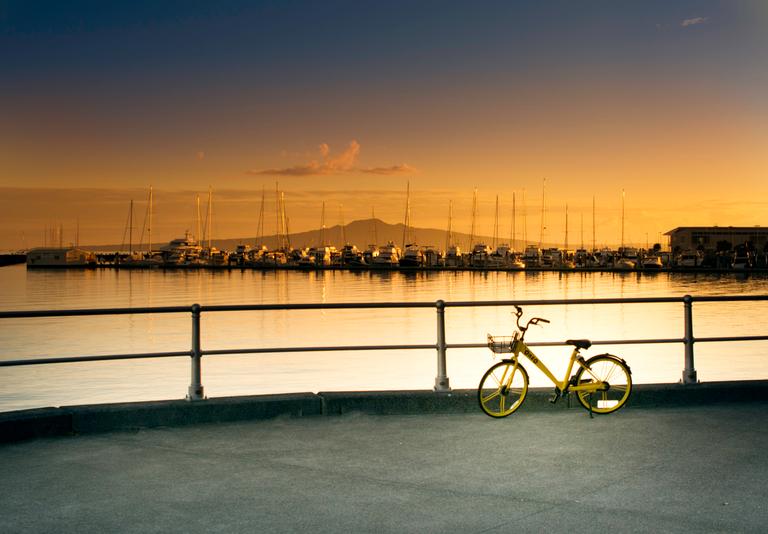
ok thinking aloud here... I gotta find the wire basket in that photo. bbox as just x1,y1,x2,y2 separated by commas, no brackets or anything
487,334,516,353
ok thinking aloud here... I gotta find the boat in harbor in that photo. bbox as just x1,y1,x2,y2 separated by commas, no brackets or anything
678,250,703,268
522,245,541,268
641,254,663,270
399,244,425,268
160,232,203,265
370,241,400,268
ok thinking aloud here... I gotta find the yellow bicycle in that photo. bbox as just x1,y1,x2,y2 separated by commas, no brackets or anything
478,306,632,418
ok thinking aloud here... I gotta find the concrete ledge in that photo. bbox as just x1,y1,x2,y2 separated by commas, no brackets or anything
0,392,320,443
2,380,767,444
0,407,73,443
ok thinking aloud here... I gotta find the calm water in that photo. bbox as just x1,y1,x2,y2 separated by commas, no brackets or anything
1,264,768,411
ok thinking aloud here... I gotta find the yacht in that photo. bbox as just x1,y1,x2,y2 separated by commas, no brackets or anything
443,245,463,268
399,244,424,268
522,246,541,268
160,232,203,265
678,250,702,268
641,254,663,270
370,241,400,268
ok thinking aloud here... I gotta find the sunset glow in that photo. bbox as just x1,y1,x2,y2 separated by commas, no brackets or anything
2,1,767,249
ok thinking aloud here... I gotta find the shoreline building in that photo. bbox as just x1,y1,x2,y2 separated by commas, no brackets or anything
26,247,96,267
665,227,768,252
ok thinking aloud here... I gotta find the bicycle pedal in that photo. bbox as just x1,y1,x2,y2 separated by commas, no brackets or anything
549,389,561,404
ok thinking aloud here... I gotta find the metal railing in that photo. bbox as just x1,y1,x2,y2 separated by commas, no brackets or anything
2,295,768,400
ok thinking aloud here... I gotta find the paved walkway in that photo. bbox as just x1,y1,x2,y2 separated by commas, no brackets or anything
2,403,768,533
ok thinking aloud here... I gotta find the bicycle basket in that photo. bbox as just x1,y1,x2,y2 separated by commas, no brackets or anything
487,334,515,353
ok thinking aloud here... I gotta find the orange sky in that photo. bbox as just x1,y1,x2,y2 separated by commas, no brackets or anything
1,1,767,250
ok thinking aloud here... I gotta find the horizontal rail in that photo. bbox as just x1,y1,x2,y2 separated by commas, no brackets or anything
2,294,768,398
5,334,768,368
4,294,768,320
0,351,192,367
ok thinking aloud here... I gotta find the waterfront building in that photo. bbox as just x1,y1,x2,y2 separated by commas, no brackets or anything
665,227,768,252
26,247,96,267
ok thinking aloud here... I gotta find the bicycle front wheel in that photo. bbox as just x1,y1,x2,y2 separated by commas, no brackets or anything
478,360,529,418
573,355,632,414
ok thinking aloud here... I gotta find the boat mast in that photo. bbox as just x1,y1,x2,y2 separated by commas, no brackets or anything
275,182,281,250
592,196,596,252
469,188,477,250
257,186,265,247
207,186,213,250
539,178,546,249
148,185,153,253
493,195,499,249
129,199,133,254
401,181,411,249
196,195,202,244
281,192,291,250
580,212,584,251
564,203,568,250
339,203,346,245
522,189,527,247
321,201,326,247
446,200,453,252
510,192,516,252
621,189,625,251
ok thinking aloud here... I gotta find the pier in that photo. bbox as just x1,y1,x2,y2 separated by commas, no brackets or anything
2,388,768,532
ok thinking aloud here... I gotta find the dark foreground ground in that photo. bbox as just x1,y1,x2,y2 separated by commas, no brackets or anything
2,401,767,533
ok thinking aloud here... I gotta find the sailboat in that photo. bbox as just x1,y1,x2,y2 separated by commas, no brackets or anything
615,190,637,270
444,201,463,268
560,204,575,269
399,182,425,268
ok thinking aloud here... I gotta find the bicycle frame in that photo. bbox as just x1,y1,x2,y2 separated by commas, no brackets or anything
505,335,605,394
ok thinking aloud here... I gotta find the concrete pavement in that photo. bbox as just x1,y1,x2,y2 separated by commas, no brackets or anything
2,401,768,533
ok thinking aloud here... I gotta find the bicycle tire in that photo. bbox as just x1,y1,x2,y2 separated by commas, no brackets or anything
478,360,529,418
573,355,632,414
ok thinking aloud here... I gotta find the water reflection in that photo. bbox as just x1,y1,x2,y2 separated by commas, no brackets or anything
1,264,767,411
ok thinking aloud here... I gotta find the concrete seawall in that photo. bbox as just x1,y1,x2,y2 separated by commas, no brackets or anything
2,380,767,443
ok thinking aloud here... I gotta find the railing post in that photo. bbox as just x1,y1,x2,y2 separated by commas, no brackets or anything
434,300,451,392
682,295,697,384
187,303,205,401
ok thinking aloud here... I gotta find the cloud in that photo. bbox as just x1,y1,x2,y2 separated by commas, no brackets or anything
360,164,416,175
247,140,416,177
681,16,708,27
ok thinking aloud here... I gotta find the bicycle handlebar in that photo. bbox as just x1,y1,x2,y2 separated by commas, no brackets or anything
512,306,550,334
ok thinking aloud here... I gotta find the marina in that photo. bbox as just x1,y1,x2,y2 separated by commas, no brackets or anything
2,264,768,412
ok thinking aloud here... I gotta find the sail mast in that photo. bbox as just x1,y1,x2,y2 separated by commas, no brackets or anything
592,195,596,252
495,195,500,248
539,178,546,249
148,185,153,253
510,192,516,252
196,195,202,244
446,200,453,252
401,181,411,249
621,189,625,250
564,203,568,250
207,187,213,250
321,201,326,247
129,199,134,254
469,188,477,250
257,186,265,247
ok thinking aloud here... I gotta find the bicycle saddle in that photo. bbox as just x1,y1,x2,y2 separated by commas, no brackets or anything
566,339,592,350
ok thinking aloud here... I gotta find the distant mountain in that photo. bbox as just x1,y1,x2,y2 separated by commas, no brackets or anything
87,218,557,252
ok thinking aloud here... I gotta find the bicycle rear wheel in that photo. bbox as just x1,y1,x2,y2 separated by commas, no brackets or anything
478,360,529,418
573,355,632,414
